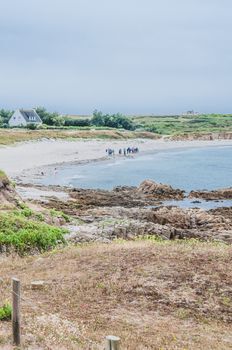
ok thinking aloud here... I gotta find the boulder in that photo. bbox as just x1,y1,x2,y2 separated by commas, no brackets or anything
137,180,185,200
189,188,232,200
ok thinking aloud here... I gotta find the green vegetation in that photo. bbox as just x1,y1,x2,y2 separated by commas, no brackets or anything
0,210,66,253
37,108,136,130
50,209,71,223
0,129,158,146
0,109,13,127
0,303,12,321
132,113,232,135
1,106,232,136
35,107,65,126
64,118,91,127
91,110,135,130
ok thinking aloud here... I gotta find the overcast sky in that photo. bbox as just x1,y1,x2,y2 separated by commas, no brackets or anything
0,0,231,114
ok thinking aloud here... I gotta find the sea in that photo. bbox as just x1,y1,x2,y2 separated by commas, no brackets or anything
35,145,232,209
38,145,232,191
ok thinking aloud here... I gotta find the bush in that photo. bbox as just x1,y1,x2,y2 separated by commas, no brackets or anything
64,118,91,127
0,303,12,321
0,211,66,253
26,123,37,130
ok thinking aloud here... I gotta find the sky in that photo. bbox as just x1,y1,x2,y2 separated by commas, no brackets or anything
0,0,231,114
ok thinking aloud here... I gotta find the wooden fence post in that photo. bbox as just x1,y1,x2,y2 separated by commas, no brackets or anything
106,335,120,350
12,278,21,347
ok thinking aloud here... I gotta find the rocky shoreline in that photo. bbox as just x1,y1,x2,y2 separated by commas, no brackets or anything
15,180,232,245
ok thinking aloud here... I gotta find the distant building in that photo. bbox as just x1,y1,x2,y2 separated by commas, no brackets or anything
8,109,42,127
182,110,200,116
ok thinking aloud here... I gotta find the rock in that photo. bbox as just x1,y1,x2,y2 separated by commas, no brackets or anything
189,188,232,200
31,281,45,290
68,179,185,208
137,180,185,200
0,174,22,209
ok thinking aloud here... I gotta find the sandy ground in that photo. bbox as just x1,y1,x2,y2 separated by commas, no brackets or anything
0,138,232,179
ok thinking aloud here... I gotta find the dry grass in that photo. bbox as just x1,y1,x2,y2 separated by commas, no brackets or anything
0,240,231,349
0,129,159,145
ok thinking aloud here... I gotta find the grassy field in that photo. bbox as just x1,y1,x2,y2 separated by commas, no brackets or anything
0,129,160,145
0,114,232,145
0,239,231,349
131,114,232,135
64,113,232,135
0,114,231,145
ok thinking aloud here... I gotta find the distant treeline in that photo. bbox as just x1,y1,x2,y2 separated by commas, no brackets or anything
0,108,136,131
1,108,232,135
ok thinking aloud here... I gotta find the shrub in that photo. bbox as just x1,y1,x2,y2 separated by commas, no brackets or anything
0,211,66,253
26,123,37,130
64,118,91,127
0,303,12,321
20,207,33,217
50,209,71,223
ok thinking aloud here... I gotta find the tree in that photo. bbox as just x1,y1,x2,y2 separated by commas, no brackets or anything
0,109,13,125
91,110,135,130
92,110,105,126
35,107,64,126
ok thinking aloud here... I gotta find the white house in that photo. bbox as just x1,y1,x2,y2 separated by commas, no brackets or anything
8,109,42,127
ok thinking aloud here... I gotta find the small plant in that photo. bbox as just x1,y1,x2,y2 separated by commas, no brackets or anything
20,207,33,217
50,209,71,223
0,303,12,321
35,213,44,221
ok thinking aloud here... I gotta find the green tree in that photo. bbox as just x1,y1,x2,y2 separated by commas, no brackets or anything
91,110,135,130
0,109,13,126
35,107,64,126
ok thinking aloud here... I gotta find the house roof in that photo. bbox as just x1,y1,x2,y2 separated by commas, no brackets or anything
19,109,42,123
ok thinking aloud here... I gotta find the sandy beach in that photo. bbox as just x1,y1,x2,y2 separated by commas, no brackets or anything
0,138,232,180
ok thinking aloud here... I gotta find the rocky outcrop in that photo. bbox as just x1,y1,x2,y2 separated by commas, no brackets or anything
137,180,185,200
189,188,232,200
64,204,232,244
25,180,232,244
0,172,21,208
169,132,232,141
147,206,230,231
66,219,182,243
70,187,149,208
69,180,184,208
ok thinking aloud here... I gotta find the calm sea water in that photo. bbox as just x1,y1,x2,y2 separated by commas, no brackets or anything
38,145,232,191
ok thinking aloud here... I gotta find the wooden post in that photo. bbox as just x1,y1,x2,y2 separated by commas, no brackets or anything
12,278,21,347
106,335,120,350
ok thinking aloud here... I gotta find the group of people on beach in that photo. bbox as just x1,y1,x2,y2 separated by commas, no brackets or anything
106,147,139,156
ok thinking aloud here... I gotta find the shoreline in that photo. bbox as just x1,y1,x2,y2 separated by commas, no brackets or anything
0,138,232,184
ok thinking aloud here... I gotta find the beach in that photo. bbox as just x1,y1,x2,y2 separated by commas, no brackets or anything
1,138,232,181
